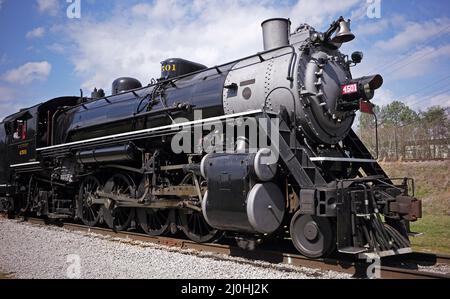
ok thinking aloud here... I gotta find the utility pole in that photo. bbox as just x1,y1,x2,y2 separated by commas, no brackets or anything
394,125,398,161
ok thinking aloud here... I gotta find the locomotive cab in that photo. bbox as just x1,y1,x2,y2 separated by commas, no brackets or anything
36,96,81,147
3,108,38,167
0,120,12,213
0,122,8,188
1,109,38,214
1,96,82,168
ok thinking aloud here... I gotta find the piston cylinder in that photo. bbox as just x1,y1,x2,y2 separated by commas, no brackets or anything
76,143,139,164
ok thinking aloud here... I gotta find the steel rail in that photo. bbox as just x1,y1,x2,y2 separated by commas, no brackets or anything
388,251,450,266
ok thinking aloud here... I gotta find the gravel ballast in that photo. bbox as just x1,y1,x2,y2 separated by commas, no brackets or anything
0,218,351,279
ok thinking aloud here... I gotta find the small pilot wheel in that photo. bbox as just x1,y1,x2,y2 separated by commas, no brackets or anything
290,212,336,258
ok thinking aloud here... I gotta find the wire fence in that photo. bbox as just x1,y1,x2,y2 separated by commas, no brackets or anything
357,117,450,162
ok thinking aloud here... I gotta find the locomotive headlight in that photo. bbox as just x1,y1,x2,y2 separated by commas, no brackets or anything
359,74,383,91
342,74,383,100
339,74,383,111
363,83,375,100
360,74,383,100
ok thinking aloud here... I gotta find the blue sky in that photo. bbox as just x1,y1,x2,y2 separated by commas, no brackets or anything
0,0,449,120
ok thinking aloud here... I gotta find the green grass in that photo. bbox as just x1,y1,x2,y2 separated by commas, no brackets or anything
379,161,450,255
410,214,450,254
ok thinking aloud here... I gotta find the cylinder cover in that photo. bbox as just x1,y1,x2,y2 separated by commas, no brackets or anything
246,183,285,234
201,153,284,234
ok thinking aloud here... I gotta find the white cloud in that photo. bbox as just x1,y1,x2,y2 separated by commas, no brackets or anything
0,104,21,121
0,0,4,10
375,18,450,52
386,44,450,80
64,0,364,91
351,17,450,88
0,86,22,121
26,27,46,39
354,18,390,36
290,0,361,27
426,93,450,109
47,42,65,53
37,0,59,16
371,87,396,108
2,61,52,85
401,92,450,111
66,1,283,90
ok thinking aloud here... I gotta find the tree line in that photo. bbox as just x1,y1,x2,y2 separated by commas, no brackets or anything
357,101,450,161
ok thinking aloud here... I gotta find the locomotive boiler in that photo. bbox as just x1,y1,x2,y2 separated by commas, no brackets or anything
0,16,422,258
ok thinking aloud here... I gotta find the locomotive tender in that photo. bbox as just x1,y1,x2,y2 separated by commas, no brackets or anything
0,17,422,258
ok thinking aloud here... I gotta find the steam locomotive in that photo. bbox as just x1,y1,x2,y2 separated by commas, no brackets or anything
0,17,422,258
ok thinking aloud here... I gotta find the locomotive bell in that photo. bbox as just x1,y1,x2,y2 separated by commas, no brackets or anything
331,19,355,44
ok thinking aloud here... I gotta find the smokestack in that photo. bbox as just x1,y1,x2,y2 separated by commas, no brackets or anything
261,18,291,51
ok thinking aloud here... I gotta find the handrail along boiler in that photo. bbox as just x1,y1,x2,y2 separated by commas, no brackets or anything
0,16,422,259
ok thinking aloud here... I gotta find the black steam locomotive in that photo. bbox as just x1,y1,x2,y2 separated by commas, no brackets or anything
0,17,421,258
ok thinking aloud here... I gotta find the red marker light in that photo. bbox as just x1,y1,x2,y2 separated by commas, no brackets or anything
360,100,374,114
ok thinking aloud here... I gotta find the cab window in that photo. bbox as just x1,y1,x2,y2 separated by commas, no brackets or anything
13,120,27,141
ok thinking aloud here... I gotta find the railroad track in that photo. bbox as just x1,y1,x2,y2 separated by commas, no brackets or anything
9,217,445,279
386,251,450,266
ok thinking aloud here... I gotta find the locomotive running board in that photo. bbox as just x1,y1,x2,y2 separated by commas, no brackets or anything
10,161,41,168
343,130,390,179
310,157,377,163
36,109,264,154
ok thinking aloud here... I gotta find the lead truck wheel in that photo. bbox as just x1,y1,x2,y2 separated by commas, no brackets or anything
290,212,336,258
